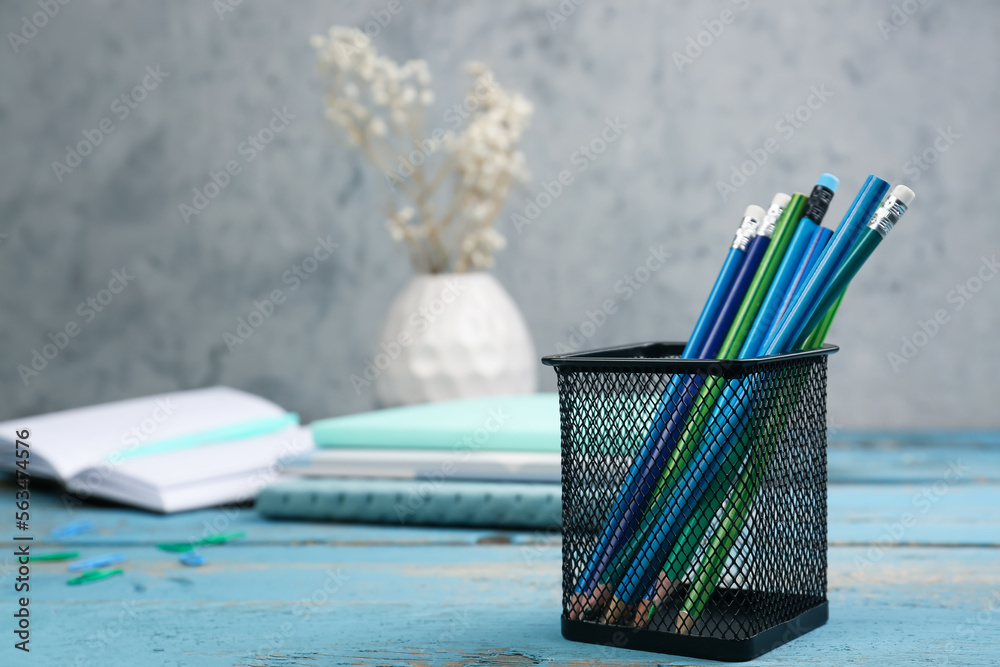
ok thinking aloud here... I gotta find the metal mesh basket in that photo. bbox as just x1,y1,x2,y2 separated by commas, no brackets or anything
542,342,835,662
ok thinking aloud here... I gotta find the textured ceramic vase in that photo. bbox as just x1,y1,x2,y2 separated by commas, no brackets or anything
373,273,537,407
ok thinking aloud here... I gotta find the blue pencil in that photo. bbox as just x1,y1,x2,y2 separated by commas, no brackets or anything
697,229,771,358
577,207,773,591
569,204,770,607
687,251,750,355
740,222,814,357
740,175,837,357
763,176,890,355
762,225,832,352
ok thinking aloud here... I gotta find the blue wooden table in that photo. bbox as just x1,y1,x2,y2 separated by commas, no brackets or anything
3,437,998,666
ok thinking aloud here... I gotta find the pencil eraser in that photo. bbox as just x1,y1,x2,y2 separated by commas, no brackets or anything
744,204,766,221
770,193,792,209
817,173,839,192
890,185,915,206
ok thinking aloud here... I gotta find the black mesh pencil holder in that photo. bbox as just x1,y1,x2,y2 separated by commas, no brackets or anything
542,342,837,662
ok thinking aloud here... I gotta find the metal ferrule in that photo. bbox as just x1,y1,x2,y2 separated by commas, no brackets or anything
867,196,908,239
755,202,786,240
731,215,760,251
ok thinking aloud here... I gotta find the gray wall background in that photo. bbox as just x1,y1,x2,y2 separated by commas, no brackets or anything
1,0,997,428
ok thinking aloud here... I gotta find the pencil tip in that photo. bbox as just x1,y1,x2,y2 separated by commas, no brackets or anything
632,599,654,628
602,596,630,625
675,610,695,635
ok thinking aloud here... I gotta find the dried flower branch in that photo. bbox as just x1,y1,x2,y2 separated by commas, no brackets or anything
312,26,531,273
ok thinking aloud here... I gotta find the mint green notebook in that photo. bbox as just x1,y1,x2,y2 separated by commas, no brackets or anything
310,393,560,453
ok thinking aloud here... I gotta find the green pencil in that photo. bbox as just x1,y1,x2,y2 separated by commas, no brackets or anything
632,429,751,625
801,291,843,349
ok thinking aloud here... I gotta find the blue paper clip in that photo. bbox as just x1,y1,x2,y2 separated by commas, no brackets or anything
68,553,127,572
180,552,206,567
51,520,95,538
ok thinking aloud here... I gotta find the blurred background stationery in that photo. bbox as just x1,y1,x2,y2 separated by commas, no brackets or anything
0,387,310,513
309,393,559,453
260,393,561,527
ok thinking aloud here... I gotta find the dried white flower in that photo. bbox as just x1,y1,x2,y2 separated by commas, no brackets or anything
386,219,405,241
369,117,387,136
314,26,532,274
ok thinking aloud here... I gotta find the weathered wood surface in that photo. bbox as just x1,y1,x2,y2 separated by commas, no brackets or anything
2,441,998,666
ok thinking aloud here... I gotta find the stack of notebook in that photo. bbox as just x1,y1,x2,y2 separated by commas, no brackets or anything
256,394,562,528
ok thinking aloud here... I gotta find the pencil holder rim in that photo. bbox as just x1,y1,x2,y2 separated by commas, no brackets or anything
541,341,837,375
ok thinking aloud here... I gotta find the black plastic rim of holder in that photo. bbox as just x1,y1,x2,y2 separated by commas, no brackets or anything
541,341,839,373
560,602,829,662
543,342,837,662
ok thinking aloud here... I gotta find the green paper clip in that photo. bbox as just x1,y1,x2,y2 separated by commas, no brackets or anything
198,531,245,545
67,568,124,585
157,531,246,553
33,552,80,562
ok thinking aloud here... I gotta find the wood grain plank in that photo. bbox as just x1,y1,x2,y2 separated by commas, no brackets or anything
828,484,1000,546
4,442,998,665
13,545,1000,666
828,442,1000,484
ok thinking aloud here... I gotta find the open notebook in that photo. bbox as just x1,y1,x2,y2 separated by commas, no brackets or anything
0,387,311,513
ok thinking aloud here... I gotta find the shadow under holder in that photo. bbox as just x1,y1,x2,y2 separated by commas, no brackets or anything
542,341,837,662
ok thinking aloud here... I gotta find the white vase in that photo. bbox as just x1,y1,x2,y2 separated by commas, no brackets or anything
373,272,538,407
